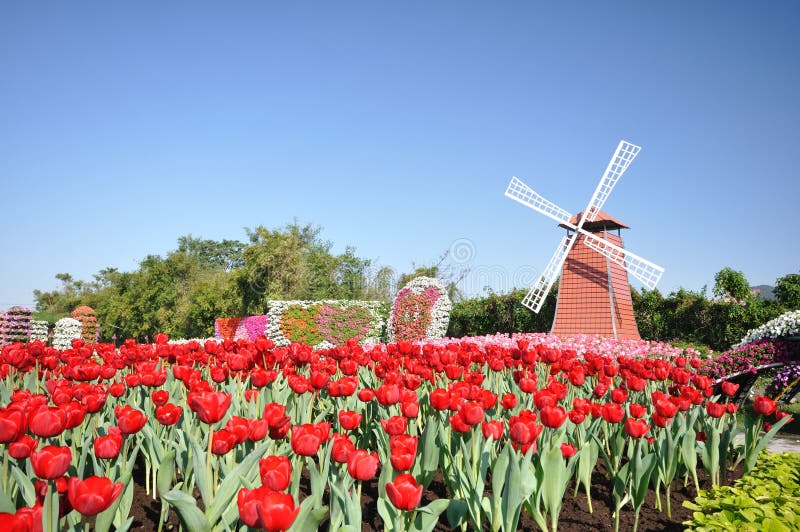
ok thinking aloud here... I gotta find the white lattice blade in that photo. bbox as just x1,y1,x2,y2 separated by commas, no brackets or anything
521,234,576,312
579,140,641,226
505,177,573,227
581,231,664,289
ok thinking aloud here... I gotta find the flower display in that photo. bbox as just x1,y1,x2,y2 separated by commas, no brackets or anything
265,300,386,348
387,276,452,342
28,320,49,343
0,307,33,346
71,306,98,344
52,317,83,350
736,310,800,347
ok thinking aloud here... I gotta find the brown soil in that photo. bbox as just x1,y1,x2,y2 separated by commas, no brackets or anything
127,460,740,531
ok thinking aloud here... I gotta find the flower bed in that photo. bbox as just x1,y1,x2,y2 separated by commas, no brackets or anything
0,334,789,531
265,300,386,348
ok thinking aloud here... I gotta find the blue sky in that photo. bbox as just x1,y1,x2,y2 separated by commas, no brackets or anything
1,1,798,309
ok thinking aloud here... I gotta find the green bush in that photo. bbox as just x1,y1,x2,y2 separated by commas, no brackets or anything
684,451,800,531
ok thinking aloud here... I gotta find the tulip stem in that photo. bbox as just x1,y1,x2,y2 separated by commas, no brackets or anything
1,450,7,493
206,427,213,497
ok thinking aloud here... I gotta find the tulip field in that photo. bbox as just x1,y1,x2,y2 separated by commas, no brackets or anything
0,334,791,531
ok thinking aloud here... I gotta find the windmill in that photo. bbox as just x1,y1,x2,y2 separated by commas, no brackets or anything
504,140,664,339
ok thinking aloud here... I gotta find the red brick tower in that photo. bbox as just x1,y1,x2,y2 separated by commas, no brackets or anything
551,210,640,339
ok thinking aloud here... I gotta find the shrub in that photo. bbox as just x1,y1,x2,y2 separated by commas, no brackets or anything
684,451,800,530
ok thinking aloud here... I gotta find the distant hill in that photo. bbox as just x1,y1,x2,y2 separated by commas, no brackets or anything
751,285,776,300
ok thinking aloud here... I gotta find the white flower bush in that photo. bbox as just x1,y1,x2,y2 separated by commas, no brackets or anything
735,309,800,347
387,276,452,342
52,317,83,350
29,320,49,342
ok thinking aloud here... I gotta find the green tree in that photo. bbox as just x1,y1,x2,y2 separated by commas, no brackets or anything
713,267,751,303
775,273,800,309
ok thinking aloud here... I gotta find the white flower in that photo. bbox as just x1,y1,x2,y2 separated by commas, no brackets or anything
735,310,800,347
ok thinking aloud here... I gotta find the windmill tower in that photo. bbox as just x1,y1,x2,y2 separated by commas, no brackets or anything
504,140,664,339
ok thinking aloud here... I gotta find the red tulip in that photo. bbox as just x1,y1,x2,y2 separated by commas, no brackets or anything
155,404,182,426
338,410,362,431
389,434,418,472
8,436,37,459
237,487,300,531
0,512,28,531
0,408,27,443
108,382,126,397
188,391,231,424
401,401,419,418
654,398,678,419
610,388,628,404
509,413,542,445
539,405,567,429
629,403,646,419
624,418,649,439
381,416,407,436
114,405,147,435
720,381,739,397
753,395,777,417
560,443,577,458
386,474,423,511
29,406,67,438
347,449,379,481
705,401,726,418
290,424,325,456
151,390,169,406
259,456,292,491
601,403,624,424
331,434,355,464
30,445,72,479
212,429,237,455
67,476,123,516
500,393,518,410
458,401,485,426
481,420,504,440
94,427,123,459
263,403,290,429
429,388,450,410
225,416,252,444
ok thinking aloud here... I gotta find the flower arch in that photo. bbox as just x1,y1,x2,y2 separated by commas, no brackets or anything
388,276,452,342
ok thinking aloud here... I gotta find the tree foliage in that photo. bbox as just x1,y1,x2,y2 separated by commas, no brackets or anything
775,273,800,309
33,222,387,342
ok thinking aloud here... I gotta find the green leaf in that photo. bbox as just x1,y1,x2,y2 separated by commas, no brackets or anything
0,487,15,513
191,439,213,507
161,489,211,532
10,467,36,507
446,498,468,528
288,497,328,532
411,499,450,532
95,472,133,532
206,440,270,527
157,449,176,497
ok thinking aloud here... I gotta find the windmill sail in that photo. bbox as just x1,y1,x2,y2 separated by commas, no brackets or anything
521,234,576,312
505,177,572,226
582,232,664,289
581,140,641,224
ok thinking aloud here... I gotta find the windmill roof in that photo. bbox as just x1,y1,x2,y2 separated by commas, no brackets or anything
560,210,629,231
